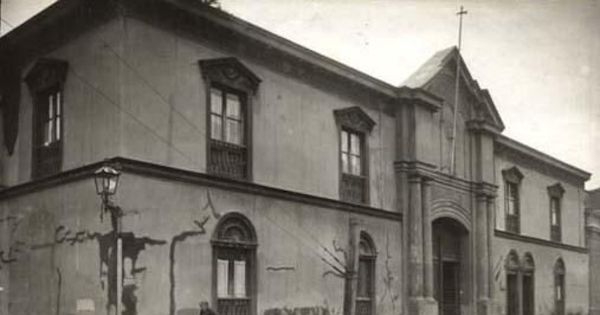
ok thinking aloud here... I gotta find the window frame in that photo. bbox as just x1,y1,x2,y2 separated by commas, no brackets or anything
211,213,257,315
554,259,566,315
356,231,376,315
25,59,68,179
333,107,375,205
548,183,565,243
502,167,524,234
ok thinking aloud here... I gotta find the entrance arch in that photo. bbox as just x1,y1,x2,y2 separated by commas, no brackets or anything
433,217,470,315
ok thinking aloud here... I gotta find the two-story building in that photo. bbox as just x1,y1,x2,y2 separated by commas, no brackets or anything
0,1,596,315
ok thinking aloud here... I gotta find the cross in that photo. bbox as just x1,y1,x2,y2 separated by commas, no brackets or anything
456,6,468,50
449,5,468,175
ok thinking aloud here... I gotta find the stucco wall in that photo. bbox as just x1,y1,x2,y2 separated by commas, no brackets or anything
2,15,396,211
0,171,403,315
1,18,126,187
491,238,589,315
494,152,587,247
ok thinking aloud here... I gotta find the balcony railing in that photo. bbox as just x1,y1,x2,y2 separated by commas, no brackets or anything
218,298,250,315
355,299,372,315
506,214,520,234
341,173,366,204
208,140,248,180
551,225,561,242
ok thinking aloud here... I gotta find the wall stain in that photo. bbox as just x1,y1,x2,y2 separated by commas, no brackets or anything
379,234,399,313
169,216,209,315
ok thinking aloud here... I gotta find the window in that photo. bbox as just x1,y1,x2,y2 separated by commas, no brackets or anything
25,59,68,179
356,232,376,315
505,251,536,315
554,259,565,315
505,251,520,315
212,213,257,315
506,182,520,233
199,58,261,181
521,254,535,315
334,107,375,204
548,183,565,242
502,167,523,234
340,129,367,203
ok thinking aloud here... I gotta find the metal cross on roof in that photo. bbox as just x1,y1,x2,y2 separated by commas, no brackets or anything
450,5,468,175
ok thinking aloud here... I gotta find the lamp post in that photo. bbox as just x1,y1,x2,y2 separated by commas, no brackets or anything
94,164,122,315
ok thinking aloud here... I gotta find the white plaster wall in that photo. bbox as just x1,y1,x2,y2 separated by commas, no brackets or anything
494,153,587,247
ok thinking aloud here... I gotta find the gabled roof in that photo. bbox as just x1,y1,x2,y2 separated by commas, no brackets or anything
402,46,505,132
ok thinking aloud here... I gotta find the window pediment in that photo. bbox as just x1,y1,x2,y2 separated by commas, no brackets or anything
334,106,376,133
502,166,524,184
547,183,565,198
25,58,68,93
199,57,261,93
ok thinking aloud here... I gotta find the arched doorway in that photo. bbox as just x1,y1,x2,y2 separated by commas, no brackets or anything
433,217,469,315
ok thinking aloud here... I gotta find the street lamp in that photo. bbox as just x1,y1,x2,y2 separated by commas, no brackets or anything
93,163,122,315
94,165,120,204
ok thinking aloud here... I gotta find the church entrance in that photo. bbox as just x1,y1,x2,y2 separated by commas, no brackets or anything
433,218,468,315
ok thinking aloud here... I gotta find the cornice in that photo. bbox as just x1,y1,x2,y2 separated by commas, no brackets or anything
494,229,588,254
495,134,590,184
0,157,402,222
394,160,497,197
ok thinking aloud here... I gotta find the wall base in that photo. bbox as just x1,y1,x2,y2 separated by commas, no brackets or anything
408,297,438,315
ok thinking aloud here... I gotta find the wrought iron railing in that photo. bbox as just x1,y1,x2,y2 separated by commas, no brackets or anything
341,173,366,204
355,299,372,315
506,214,520,234
209,140,248,180
217,298,250,315
551,225,561,242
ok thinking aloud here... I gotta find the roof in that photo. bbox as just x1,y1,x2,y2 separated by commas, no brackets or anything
403,46,456,89
401,46,506,132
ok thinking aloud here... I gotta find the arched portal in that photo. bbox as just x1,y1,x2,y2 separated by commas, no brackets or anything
433,217,470,315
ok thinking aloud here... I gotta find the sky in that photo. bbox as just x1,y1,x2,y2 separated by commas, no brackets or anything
2,0,599,189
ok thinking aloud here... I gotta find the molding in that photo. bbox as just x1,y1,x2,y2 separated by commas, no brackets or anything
0,157,402,222
394,160,497,197
502,166,524,184
547,183,565,198
199,57,261,94
494,229,588,254
334,106,376,133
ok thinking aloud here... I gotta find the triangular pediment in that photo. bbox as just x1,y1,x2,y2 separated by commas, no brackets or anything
402,47,505,132
333,106,376,133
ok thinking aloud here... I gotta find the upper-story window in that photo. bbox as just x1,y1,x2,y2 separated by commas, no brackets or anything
200,58,261,181
334,107,375,204
502,167,524,234
25,59,68,179
548,183,565,242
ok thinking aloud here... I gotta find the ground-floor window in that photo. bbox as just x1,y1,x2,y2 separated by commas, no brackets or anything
554,259,566,315
212,213,257,315
356,232,376,315
505,251,536,315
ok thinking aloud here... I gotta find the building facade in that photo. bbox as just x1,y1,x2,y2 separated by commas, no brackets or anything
0,1,596,315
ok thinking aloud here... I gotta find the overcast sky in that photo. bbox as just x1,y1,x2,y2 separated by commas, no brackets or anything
2,0,599,189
